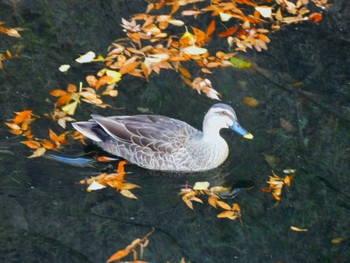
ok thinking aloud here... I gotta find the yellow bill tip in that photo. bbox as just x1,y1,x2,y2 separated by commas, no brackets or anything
243,133,254,140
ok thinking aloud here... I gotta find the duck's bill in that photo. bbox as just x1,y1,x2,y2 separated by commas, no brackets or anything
230,122,253,139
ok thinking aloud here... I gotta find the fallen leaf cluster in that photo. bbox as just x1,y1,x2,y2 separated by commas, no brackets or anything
79,161,141,199
179,181,243,224
260,169,296,202
107,228,154,263
0,21,23,38
5,109,81,157
0,22,24,69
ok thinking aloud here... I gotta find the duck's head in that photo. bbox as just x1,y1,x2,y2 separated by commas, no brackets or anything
203,103,253,139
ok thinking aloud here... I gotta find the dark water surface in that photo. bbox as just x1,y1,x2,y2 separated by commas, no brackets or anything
1,1,350,262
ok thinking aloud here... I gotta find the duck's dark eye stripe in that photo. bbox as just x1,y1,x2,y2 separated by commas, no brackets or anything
219,111,229,116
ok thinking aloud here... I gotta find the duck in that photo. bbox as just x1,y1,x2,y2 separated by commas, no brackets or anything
72,103,253,172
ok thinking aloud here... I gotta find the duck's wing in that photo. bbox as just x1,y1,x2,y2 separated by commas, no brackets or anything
91,114,199,153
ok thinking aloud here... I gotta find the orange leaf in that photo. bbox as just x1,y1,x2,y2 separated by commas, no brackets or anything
141,62,149,81
86,75,98,87
205,20,216,42
21,140,41,149
67,83,77,93
41,140,56,149
191,26,206,46
95,75,114,90
309,12,323,23
218,26,238,37
13,110,33,124
217,210,235,219
216,200,232,210
50,89,68,97
56,94,73,106
178,66,191,79
119,61,139,75
117,160,127,175
107,249,130,263
49,129,59,141
243,97,259,107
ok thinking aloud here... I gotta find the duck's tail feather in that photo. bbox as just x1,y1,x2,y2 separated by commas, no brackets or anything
72,121,108,142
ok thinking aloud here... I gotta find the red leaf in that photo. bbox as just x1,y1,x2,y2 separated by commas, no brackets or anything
218,26,238,37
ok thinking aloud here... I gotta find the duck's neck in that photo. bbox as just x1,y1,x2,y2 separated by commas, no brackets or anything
202,125,222,142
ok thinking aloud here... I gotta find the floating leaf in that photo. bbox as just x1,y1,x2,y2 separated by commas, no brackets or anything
193,181,210,191
13,110,33,124
28,147,46,158
331,237,345,245
255,6,272,18
120,189,138,199
21,140,41,149
59,64,70,72
230,57,251,68
107,249,130,263
290,226,308,232
219,12,232,22
244,97,259,107
75,51,96,63
62,100,79,115
87,181,107,192
280,117,294,132
105,69,122,83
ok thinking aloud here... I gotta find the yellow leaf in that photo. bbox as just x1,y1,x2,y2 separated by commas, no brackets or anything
28,147,46,158
290,226,308,232
62,101,79,115
331,237,345,245
193,181,210,190
219,12,232,22
106,69,122,83
120,189,138,199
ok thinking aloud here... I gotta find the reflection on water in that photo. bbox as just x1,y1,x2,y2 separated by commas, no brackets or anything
1,0,350,262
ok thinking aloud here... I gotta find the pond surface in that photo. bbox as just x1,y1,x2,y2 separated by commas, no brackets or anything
1,1,350,262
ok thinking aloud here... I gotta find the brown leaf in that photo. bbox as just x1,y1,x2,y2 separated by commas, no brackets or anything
280,117,294,132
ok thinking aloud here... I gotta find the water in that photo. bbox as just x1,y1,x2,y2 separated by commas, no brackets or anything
1,0,350,262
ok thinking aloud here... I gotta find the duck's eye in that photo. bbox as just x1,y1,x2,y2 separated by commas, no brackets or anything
219,111,229,116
